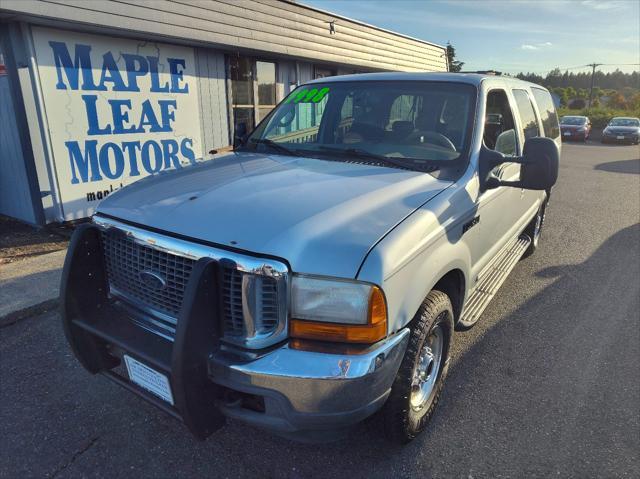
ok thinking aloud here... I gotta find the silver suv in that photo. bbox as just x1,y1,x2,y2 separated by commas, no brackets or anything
61,72,560,443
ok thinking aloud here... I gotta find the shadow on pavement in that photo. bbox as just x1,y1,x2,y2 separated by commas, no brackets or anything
416,223,640,477
594,158,640,175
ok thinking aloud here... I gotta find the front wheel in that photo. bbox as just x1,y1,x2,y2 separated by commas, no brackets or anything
382,290,454,444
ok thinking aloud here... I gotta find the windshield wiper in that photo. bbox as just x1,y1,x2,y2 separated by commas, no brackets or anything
248,138,297,156
316,146,438,173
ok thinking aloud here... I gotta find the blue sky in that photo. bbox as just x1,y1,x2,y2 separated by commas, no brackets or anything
303,0,640,75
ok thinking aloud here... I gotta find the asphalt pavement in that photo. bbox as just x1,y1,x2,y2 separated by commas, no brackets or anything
1,141,639,478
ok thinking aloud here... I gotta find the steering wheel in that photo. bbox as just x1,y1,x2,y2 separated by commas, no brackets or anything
408,131,457,151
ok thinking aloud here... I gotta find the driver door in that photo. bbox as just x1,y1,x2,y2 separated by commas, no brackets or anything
471,87,523,282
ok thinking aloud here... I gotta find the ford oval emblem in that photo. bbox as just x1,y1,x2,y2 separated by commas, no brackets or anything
138,270,166,291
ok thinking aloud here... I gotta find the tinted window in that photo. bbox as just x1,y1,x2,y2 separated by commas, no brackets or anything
512,89,540,140
532,88,560,138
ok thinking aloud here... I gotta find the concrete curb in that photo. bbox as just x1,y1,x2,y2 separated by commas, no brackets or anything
0,249,66,322
0,299,59,328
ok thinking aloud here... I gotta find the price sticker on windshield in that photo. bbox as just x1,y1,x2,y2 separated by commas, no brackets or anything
284,87,330,104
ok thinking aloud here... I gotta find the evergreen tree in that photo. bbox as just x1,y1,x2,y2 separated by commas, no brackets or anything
446,42,465,72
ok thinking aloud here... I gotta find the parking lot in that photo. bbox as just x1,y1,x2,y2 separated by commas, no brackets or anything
1,141,639,478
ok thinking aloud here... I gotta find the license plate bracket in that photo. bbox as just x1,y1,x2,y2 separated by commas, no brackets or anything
124,354,174,405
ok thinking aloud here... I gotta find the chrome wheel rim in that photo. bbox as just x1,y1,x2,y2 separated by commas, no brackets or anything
410,324,444,411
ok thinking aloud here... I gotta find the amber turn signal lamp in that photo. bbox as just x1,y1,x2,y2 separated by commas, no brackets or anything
290,286,387,344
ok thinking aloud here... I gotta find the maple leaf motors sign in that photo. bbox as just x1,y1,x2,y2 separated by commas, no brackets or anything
31,27,203,221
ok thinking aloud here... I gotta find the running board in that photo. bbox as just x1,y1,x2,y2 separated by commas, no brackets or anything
459,235,531,327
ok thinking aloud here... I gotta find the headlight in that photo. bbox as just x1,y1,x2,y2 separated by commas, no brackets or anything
577,127,586,132
290,275,387,343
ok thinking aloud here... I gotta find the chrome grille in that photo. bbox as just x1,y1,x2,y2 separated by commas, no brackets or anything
222,268,280,337
101,229,281,341
102,231,194,321
223,268,244,335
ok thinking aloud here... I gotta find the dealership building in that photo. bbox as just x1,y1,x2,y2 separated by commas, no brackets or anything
0,0,447,225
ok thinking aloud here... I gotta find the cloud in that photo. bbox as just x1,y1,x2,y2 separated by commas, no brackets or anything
581,0,625,10
521,42,553,51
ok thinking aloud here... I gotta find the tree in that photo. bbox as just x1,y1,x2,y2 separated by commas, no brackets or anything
569,98,586,109
609,93,627,109
446,42,464,72
557,88,570,107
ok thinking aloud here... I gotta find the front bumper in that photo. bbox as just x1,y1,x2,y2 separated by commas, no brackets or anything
602,133,639,143
561,129,587,140
61,223,408,441
210,330,408,440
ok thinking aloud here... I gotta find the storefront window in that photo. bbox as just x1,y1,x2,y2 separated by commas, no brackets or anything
230,57,278,133
256,61,276,122
230,56,254,106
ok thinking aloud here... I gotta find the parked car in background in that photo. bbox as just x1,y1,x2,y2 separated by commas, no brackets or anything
560,115,591,142
61,73,559,444
601,117,640,144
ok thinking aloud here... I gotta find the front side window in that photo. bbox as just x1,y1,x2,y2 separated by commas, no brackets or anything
484,89,518,157
512,89,540,141
531,88,560,138
243,81,477,171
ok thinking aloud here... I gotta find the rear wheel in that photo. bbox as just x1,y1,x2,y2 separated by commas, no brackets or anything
382,290,454,444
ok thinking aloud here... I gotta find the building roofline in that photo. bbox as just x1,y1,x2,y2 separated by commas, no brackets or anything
289,0,447,50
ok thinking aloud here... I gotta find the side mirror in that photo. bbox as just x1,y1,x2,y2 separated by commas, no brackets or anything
233,122,248,149
481,137,559,191
517,137,559,190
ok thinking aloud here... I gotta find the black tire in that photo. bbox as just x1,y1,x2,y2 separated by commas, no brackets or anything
382,290,454,444
522,200,547,259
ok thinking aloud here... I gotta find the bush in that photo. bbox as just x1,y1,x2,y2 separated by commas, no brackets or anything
569,98,586,109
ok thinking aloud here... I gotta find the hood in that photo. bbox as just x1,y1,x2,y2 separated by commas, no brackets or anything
97,152,452,278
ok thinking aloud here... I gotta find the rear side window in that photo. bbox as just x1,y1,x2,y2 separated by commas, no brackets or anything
531,88,560,138
512,89,540,140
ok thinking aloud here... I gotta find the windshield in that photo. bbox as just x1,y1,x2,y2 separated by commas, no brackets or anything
561,116,586,125
242,81,477,171
609,118,640,127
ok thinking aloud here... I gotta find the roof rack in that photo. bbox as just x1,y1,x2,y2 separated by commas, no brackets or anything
461,70,504,76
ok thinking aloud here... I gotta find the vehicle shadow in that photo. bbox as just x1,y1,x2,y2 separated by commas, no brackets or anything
594,158,640,175
397,222,640,477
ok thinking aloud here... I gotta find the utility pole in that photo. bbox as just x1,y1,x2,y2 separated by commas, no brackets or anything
587,63,603,110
